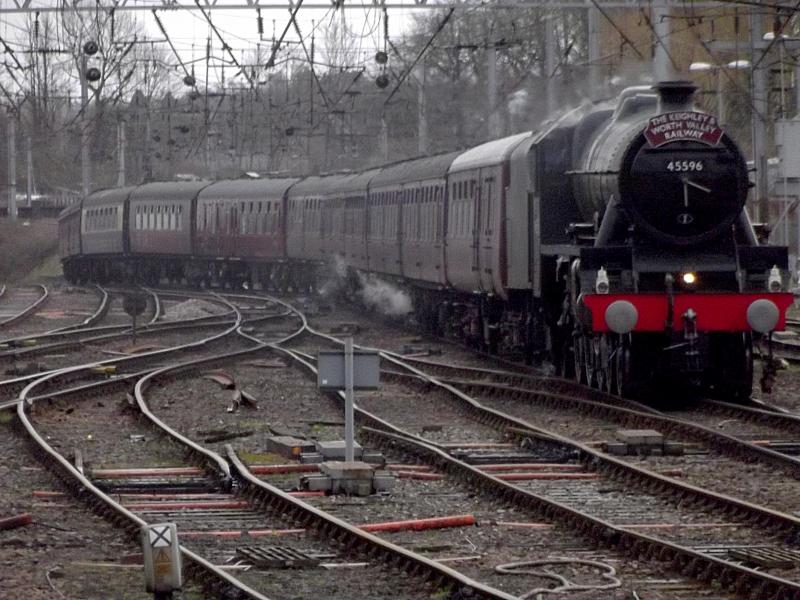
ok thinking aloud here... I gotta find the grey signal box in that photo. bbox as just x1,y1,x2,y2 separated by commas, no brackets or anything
141,522,182,594
317,350,380,390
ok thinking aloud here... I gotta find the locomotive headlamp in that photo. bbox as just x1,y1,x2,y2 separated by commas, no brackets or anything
681,272,697,285
768,265,783,292
595,267,609,294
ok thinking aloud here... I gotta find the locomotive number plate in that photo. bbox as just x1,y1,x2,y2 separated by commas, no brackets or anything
666,160,704,172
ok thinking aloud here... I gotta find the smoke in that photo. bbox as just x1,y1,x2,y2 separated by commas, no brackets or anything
356,272,413,317
317,255,349,298
316,254,413,317
332,254,348,279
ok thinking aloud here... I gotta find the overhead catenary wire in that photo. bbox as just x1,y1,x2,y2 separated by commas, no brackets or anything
151,9,201,97
384,6,454,106
193,0,254,89
639,6,681,73
588,0,644,59
0,0,788,183
263,0,305,71
290,12,331,109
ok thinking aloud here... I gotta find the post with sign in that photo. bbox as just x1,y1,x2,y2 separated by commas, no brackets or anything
123,292,148,346
343,337,355,461
317,338,379,462
141,522,182,599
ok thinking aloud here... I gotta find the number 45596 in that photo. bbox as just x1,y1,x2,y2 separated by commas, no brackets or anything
667,160,703,172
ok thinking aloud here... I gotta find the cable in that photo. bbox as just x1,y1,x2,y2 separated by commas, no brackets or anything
193,0,254,89
290,15,331,109
384,6,454,106
588,0,645,60
264,0,305,71
152,9,200,96
639,6,680,73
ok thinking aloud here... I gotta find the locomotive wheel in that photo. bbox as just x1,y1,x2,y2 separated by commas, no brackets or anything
583,336,596,388
715,333,753,402
594,336,611,393
604,336,619,395
614,336,631,397
572,334,584,384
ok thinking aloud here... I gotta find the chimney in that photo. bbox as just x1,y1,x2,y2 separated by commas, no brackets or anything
652,80,697,112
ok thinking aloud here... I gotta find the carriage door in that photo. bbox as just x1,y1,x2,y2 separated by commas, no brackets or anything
479,168,496,293
471,176,483,291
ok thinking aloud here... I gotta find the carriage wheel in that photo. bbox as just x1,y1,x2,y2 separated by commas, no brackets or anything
614,335,632,397
573,334,585,384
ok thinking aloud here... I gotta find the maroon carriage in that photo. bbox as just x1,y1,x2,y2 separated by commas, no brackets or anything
128,181,210,284
195,178,298,288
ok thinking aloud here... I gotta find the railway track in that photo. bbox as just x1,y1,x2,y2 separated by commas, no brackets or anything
8,287,800,598
10,293,274,598
132,300,723,599
258,300,800,598
0,284,49,328
0,290,263,409
12,293,505,599
384,355,800,519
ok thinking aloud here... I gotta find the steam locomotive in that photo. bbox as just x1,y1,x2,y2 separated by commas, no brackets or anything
59,81,792,400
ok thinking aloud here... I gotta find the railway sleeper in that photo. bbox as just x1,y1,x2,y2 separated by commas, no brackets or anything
364,425,800,598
